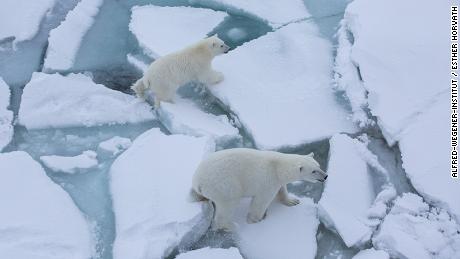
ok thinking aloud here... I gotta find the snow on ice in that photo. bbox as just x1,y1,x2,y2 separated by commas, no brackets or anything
209,0,309,28
318,134,396,247
40,150,98,174
130,6,227,58
110,128,215,259
373,193,460,259
211,21,356,150
97,136,132,157
18,72,154,129
157,98,240,147
0,77,13,151
0,151,94,259
352,248,389,259
235,197,319,259
43,0,104,71
176,247,243,259
0,0,56,45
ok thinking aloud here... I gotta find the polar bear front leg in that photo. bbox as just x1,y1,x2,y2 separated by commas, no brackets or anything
201,70,224,85
277,185,300,206
212,199,238,231
247,192,276,224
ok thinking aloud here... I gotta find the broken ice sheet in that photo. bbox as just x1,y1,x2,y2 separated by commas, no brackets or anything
130,5,227,58
176,247,243,259
0,77,13,151
318,134,396,247
0,151,94,259
40,150,99,174
110,128,215,259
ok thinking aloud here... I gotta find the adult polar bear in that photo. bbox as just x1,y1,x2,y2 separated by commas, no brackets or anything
192,148,328,231
132,35,230,107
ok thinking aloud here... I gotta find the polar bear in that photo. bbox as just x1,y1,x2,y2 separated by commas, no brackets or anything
131,35,230,108
191,148,328,231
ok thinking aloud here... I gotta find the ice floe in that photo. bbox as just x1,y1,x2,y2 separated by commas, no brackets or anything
0,0,56,45
235,197,319,259
0,77,13,151
157,98,240,147
176,247,243,259
211,22,357,150
97,136,132,157
40,150,98,173
0,151,94,258
110,128,215,259
373,193,460,259
130,6,227,58
18,72,154,129
43,0,104,71
318,134,396,247
352,248,389,259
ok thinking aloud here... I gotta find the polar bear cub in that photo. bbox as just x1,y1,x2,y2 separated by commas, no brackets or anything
191,148,328,231
131,35,230,107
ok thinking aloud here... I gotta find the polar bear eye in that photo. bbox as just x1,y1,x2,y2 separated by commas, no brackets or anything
220,45,223,48
299,166,303,172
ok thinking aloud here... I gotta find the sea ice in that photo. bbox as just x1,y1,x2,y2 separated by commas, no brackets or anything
235,197,319,259
97,136,132,157
157,98,240,147
373,193,460,259
43,0,104,71
211,22,356,150
352,248,389,259
40,150,98,174
209,0,309,28
110,128,215,259
0,151,94,259
18,72,154,129
318,134,396,247
0,0,56,45
129,6,227,58
336,0,450,144
0,77,13,151
176,247,243,259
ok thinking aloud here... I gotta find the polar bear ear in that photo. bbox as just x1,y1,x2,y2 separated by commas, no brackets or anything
306,152,314,158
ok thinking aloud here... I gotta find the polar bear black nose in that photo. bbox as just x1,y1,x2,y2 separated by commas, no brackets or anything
324,175,328,180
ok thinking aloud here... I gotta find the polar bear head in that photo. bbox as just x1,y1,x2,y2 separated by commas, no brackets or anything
205,35,230,56
295,153,328,183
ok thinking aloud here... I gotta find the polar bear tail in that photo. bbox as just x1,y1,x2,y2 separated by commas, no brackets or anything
189,188,208,202
131,78,147,99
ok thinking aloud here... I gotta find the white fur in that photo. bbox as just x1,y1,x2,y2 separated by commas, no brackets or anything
132,35,230,107
192,148,327,231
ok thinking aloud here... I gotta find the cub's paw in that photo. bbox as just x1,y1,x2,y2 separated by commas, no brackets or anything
211,72,224,84
247,213,264,224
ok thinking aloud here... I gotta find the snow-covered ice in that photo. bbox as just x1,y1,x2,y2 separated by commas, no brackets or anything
43,0,104,71
398,93,460,223
0,0,56,45
336,0,449,144
176,247,243,259
0,78,13,151
373,193,460,259
234,197,319,259
318,134,395,247
18,72,154,129
209,0,309,28
211,21,356,150
0,151,93,259
130,6,227,58
352,248,389,259
157,98,240,146
97,136,132,157
40,150,98,174
110,128,215,259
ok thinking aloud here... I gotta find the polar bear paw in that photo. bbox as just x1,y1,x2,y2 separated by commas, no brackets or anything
247,211,267,224
282,197,300,206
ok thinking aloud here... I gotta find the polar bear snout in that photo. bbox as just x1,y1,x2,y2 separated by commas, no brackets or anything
313,169,328,182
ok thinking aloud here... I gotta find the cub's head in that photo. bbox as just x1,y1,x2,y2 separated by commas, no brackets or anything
296,153,328,183
205,35,230,56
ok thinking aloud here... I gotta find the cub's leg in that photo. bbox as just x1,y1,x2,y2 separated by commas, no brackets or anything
212,199,239,231
200,70,224,85
277,185,300,206
247,191,277,224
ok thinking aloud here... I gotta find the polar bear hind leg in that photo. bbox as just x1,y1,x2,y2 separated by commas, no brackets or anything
212,199,238,231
